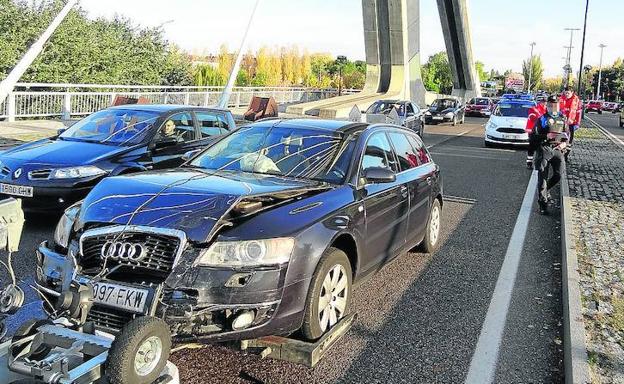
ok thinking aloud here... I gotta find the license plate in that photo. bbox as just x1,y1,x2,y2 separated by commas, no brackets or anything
502,134,516,139
91,281,149,314
0,183,33,197
433,116,443,120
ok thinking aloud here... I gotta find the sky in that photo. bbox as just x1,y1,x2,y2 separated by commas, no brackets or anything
78,0,623,78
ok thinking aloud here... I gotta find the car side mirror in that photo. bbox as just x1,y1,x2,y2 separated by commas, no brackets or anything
57,128,66,136
182,149,201,161
151,137,178,150
363,167,396,184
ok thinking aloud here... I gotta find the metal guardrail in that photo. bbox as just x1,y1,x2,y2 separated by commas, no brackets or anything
0,85,360,121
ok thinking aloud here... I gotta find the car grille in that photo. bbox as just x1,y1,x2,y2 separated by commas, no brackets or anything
28,169,52,180
80,230,183,279
87,304,136,334
496,127,525,134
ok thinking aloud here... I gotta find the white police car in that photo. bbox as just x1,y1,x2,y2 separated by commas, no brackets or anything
484,95,536,147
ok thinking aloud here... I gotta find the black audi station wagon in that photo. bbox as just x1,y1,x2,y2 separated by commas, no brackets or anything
37,119,443,345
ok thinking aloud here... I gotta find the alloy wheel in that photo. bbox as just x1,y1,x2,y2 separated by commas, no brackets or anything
429,204,441,246
318,264,349,332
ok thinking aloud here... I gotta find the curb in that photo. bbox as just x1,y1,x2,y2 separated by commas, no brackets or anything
561,167,591,383
584,115,624,150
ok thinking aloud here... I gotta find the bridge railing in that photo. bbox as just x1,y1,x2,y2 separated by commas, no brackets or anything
0,84,360,121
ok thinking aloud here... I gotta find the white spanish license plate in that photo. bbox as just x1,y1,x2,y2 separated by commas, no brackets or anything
92,281,149,314
0,183,33,197
433,116,443,120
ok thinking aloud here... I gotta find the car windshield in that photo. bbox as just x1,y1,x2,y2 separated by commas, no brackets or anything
189,125,356,184
494,103,534,117
59,109,160,145
366,101,404,116
431,99,455,109
469,98,489,105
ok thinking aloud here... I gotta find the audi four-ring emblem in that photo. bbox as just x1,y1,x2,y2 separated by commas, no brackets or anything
100,241,145,261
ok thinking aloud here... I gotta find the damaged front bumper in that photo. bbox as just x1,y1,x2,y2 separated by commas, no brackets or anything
35,241,309,342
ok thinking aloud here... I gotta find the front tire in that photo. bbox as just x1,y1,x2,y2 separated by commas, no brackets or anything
420,199,442,253
620,116,623,127
106,317,171,384
301,247,352,341
452,115,457,126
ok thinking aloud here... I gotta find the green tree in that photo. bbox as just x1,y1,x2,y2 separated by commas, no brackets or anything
475,61,489,82
522,55,543,91
542,77,563,94
0,0,193,85
421,52,453,94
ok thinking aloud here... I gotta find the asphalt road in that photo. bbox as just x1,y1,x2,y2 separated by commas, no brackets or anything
0,116,564,383
584,111,624,144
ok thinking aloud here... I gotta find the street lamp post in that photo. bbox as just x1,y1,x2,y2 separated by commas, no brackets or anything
596,44,606,100
527,42,536,93
577,0,589,98
563,28,580,87
336,55,347,96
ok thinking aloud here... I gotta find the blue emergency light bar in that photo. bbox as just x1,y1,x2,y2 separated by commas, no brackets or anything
500,93,535,101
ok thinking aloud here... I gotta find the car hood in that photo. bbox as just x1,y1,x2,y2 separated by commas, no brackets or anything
0,138,127,166
79,169,330,243
488,115,528,129
429,107,454,115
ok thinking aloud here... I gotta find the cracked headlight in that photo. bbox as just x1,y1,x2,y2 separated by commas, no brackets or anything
54,203,81,248
50,166,106,179
193,238,295,267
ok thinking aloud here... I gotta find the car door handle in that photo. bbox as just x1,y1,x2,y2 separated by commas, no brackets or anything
426,177,432,185
399,185,408,198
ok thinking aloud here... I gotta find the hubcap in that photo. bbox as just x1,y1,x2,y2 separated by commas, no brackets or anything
134,336,162,377
318,264,348,332
430,205,440,246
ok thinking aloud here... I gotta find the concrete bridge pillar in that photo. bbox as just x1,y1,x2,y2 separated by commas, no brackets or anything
436,0,481,100
286,0,480,118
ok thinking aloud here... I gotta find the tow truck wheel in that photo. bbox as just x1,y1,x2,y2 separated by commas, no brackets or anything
106,316,171,384
302,247,352,341
11,319,53,360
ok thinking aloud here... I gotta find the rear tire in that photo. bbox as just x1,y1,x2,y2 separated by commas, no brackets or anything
620,116,623,128
301,247,352,341
420,199,442,253
452,115,457,126
106,317,171,384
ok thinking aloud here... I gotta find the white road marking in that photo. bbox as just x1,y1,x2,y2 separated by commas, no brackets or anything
426,127,475,149
429,152,511,161
464,170,538,384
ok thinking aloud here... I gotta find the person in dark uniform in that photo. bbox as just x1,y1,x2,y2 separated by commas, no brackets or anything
531,95,569,214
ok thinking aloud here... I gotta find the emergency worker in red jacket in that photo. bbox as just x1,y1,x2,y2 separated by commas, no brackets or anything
559,87,581,144
525,100,547,168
